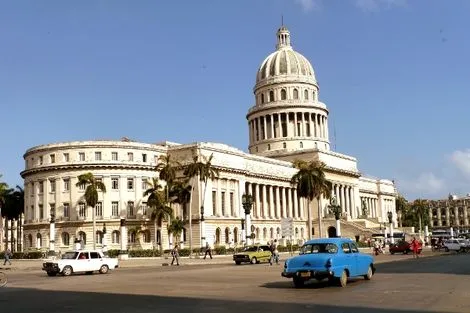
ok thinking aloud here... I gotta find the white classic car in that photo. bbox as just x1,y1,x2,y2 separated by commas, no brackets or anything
42,250,119,276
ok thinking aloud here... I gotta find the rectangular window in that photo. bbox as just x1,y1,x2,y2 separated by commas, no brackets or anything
39,181,44,194
79,203,86,217
221,191,226,216
141,202,148,216
111,178,119,190
128,201,135,217
95,202,103,218
127,178,134,190
78,183,86,191
111,201,119,217
142,153,147,162
111,151,118,161
306,123,311,137
212,191,217,215
230,192,234,216
282,122,288,137
39,204,44,219
141,178,147,191
63,203,70,217
30,205,34,219
63,179,70,191
63,153,69,162
50,203,56,219
39,156,43,165
50,180,56,193
95,152,102,161
95,178,103,190
50,154,55,163
79,152,85,161
128,152,133,161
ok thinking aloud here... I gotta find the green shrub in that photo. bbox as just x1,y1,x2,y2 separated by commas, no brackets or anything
0,251,43,259
356,241,370,248
128,249,161,257
213,246,226,255
106,249,120,258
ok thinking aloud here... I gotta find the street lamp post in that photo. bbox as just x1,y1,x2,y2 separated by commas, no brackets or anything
240,218,245,246
387,211,394,244
242,193,253,246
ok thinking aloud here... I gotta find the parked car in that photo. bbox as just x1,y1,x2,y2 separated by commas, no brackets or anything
442,239,466,252
389,240,422,255
281,238,375,288
233,244,272,265
42,250,119,276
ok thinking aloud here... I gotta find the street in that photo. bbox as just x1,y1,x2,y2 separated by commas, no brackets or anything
1,253,469,313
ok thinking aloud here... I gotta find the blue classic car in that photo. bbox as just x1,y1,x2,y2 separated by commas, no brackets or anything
281,238,375,288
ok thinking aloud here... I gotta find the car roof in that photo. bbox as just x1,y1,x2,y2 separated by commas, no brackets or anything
66,250,103,253
304,238,353,245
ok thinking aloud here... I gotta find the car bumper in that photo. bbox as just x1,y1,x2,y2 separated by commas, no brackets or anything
233,256,250,263
42,263,60,273
282,269,334,280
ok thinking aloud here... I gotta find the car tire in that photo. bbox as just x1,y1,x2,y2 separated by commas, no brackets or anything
364,265,373,280
445,247,449,252
251,257,257,265
404,250,409,254
62,266,73,277
99,265,109,274
390,251,395,255
293,277,304,288
46,271,57,277
235,261,241,265
337,270,348,287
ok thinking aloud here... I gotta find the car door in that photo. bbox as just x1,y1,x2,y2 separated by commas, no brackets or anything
89,252,103,271
350,242,364,275
75,252,91,272
341,243,356,276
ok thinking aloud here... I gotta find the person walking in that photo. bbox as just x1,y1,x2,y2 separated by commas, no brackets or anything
3,248,12,266
203,242,212,259
272,239,279,265
411,237,420,259
171,244,180,266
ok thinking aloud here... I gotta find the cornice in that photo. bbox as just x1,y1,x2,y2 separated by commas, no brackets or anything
21,163,155,178
246,102,328,118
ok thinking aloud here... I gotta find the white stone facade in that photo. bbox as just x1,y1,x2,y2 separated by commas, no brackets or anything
19,26,397,252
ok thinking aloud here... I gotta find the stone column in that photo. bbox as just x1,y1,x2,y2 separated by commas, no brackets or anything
262,184,267,218
102,223,108,255
437,207,442,227
49,220,55,255
445,207,450,226
293,189,299,219
275,187,281,218
255,184,260,218
288,188,293,218
263,116,267,140
282,187,287,218
454,206,459,226
464,204,469,226
269,185,274,218
345,187,351,220
119,218,128,260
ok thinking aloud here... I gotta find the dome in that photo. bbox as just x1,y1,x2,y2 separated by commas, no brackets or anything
255,26,317,87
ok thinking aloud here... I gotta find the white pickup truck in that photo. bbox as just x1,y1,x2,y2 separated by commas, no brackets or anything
42,250,119,276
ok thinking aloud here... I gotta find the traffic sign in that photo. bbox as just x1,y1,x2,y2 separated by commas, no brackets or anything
281,217,294,237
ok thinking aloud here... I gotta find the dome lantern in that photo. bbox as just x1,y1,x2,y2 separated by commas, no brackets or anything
276,26,291,50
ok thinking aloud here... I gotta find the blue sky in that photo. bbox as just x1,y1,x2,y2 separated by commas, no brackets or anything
1,0,470,200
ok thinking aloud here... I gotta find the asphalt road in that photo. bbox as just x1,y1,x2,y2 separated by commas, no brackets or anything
1,254,469,313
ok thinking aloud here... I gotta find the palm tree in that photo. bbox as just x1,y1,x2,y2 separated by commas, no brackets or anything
170,179,192,221
144,177,173,251
291,160,332,239
395,195,408,227
183,151,220,254
76,172,106,249
411,199,428,235
155,155,180,200
167,216,186,245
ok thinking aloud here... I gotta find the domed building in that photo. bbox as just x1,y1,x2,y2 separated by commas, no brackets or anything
15,26,397,254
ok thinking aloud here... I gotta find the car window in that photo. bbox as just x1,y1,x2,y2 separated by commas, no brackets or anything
350,243,359,253
342,243,351,253
242,246,258,252
260,245,270,251
62,252,79,259
300,243,338,254
90,252,101,259
78,252,89,260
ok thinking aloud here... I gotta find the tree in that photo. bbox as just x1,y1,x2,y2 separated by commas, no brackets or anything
143,177,173,251
155,155,180,200
76,173,106,249
395,195,409,227
183,151,220,253
170,179,192,220
167,217,186,245
410,199,429,234
291,160,332,239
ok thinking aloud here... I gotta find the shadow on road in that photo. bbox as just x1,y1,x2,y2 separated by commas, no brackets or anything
377,254,470,275
0,287,455,313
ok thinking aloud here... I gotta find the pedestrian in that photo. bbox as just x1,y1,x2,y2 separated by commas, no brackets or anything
171,244,180,266
272,239,279,265
411,237,420,259
269,240,274,265
3,248,12,266
203,241,212,259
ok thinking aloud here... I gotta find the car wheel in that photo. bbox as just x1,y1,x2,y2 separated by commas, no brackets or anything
99,265,109,274
364,265,373,280
337,270,348,287
445,247,449,252
404,250,409,254
251,257,257,264
235,261,241,265
62,266,73,276
390,251,395,255
293,277,304,288
46,271,57,277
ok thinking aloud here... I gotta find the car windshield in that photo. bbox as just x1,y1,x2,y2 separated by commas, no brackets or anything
61,252,79,259
242,246,258,252
299,243,338,254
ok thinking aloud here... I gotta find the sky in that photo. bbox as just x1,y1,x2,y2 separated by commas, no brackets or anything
1,0,470,201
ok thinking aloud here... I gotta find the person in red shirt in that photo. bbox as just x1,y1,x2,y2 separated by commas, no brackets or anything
410,237,420,259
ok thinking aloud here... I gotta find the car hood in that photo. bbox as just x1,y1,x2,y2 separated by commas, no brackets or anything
286,254,332,269
234,251,257,256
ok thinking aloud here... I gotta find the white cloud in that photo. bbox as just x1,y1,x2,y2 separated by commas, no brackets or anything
396,172,445,199
294,0,321,12
354,0,407,12
450,149,470,178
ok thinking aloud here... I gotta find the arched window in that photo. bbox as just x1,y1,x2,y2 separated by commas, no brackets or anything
256,227,260,239
270,228,274,239
36,233,42,248
96,231,103,244
300,142,303,148
276,227,281,238
261,94,265,104
28,234,33,248
267,144,271,150
304,89,309,100
263,227,267,240
312,91,316,101
295,227,299,239
301,228,305,239
269,91,274,102
128,230,136,243
142,230,151,243
293,89,299,99
281,89,287,100
77,231,86,244
283,142,287,149
215,228,221,245
62,232,70,246
225,227,230,244
112,230,120,244
233,227,238,243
